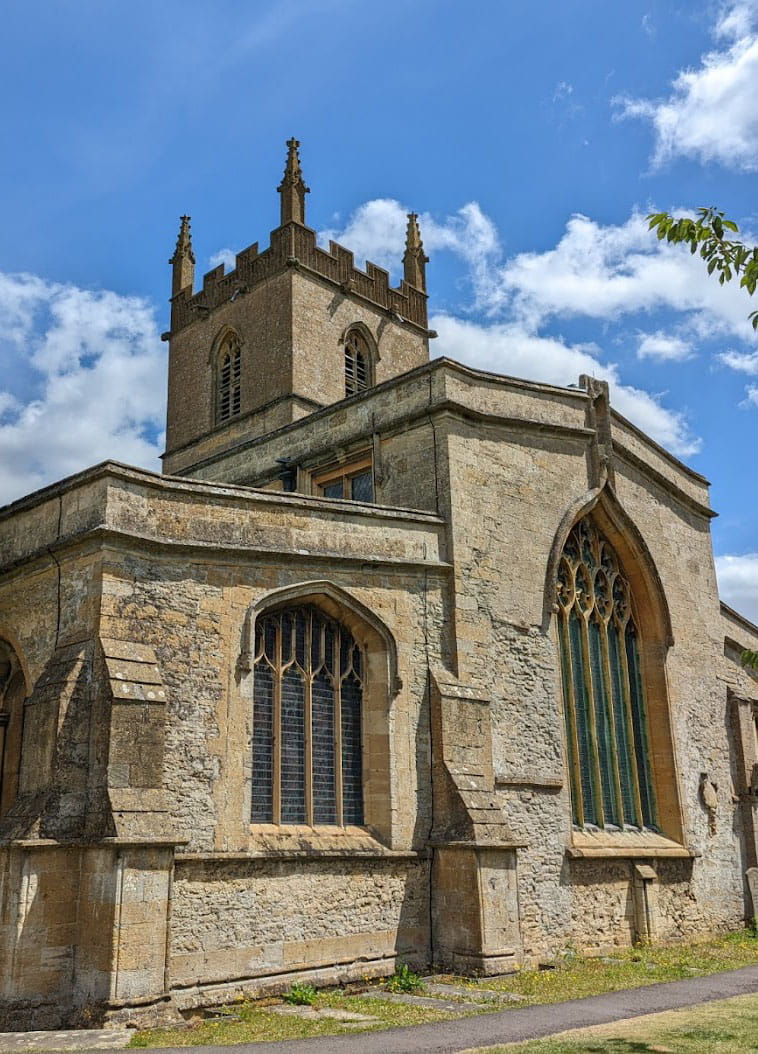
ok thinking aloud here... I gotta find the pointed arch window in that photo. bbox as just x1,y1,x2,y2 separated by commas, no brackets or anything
344,329,370,397
556,518,657,831
0,641,25,817
216,333,241,424
251,606,364,826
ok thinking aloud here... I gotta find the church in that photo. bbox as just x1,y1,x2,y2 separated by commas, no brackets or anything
1,140,757,1029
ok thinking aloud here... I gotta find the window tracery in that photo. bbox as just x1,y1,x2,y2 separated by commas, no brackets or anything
556,518,657,831
251,606,364,826
216,332,241,423
344,329,370,397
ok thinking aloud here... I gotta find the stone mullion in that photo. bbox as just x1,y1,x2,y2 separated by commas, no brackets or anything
579,609,605,828
272,617,282,825
558,611,584,827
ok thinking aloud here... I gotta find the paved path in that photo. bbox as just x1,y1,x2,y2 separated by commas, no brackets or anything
4,965,758,1053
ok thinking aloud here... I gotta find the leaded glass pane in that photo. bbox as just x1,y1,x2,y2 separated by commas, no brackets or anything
569,613,598,824
350,471,373,503
626,625,657,829
589,617,620,826
341,674,363,824
608,623,638,825
312,672,336,824
251,605,364,828
251,662,274,823
280,668,306,823
556,518,657,832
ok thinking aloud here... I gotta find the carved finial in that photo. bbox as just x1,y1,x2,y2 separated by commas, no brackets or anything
403,212,428,291
278,138,310,226
169,215,195,298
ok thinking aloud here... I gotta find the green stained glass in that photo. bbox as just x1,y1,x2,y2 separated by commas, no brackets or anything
608,623,639,826
569,613,597,824
556,518,658,832
626,625,657,829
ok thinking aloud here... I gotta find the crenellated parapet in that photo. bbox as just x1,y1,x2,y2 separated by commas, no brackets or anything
169,221,429,335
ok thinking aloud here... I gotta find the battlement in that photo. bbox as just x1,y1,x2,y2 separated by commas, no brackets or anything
169,222,429,335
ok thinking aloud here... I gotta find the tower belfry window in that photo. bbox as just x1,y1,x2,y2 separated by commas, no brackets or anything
556,518,657,832
345,329,370,397
217,334,241,424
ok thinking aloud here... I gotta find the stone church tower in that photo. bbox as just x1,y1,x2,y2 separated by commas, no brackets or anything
163,139,430,476
1,140,757,1031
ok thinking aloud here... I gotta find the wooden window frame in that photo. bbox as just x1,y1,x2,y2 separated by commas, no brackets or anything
313,455,374,502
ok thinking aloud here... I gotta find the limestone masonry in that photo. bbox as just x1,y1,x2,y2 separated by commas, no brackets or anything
1,140,757,1029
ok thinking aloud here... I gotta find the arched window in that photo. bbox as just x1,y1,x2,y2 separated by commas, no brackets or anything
556,518,657,831
251,606,364,826
216,333,241,423
0,641,25,817
344,329,370,397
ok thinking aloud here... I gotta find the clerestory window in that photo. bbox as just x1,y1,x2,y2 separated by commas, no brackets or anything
556,518,657,831
344,329,370,397
216,333,241,424
313,454,374,503
251,606,364,826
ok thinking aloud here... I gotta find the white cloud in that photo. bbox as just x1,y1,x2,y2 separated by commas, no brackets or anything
742,384,758,406
431,314,700,457
0,273,165,506
614,1,758,171
641,13,656,38
495,210,758,340
719,348,758,373
320,198,500,306
553,81,574,102
322,200,728,456
716,552,758,623
208,248,237,271
637,330,693,361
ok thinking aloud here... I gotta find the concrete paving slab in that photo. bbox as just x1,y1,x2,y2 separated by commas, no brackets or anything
361,990,486,1012
424,983,527,1003
269,1006,376,1023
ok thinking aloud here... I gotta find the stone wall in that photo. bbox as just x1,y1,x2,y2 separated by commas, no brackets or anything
169,855,429,1000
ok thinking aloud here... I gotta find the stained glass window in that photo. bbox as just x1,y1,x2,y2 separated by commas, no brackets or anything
217,334,241,423
556,519,657,831
251,606,364,826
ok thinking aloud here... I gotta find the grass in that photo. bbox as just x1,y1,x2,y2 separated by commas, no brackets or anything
443,927,758,1006
129,993,459,1047
128,928,758,1048
466,992,758,1052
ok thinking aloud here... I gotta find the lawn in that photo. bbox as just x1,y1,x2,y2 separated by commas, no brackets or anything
129,928,758,1048
467,992,758,1053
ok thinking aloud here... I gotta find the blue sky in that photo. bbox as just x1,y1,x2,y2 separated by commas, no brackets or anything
1,0,757,618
